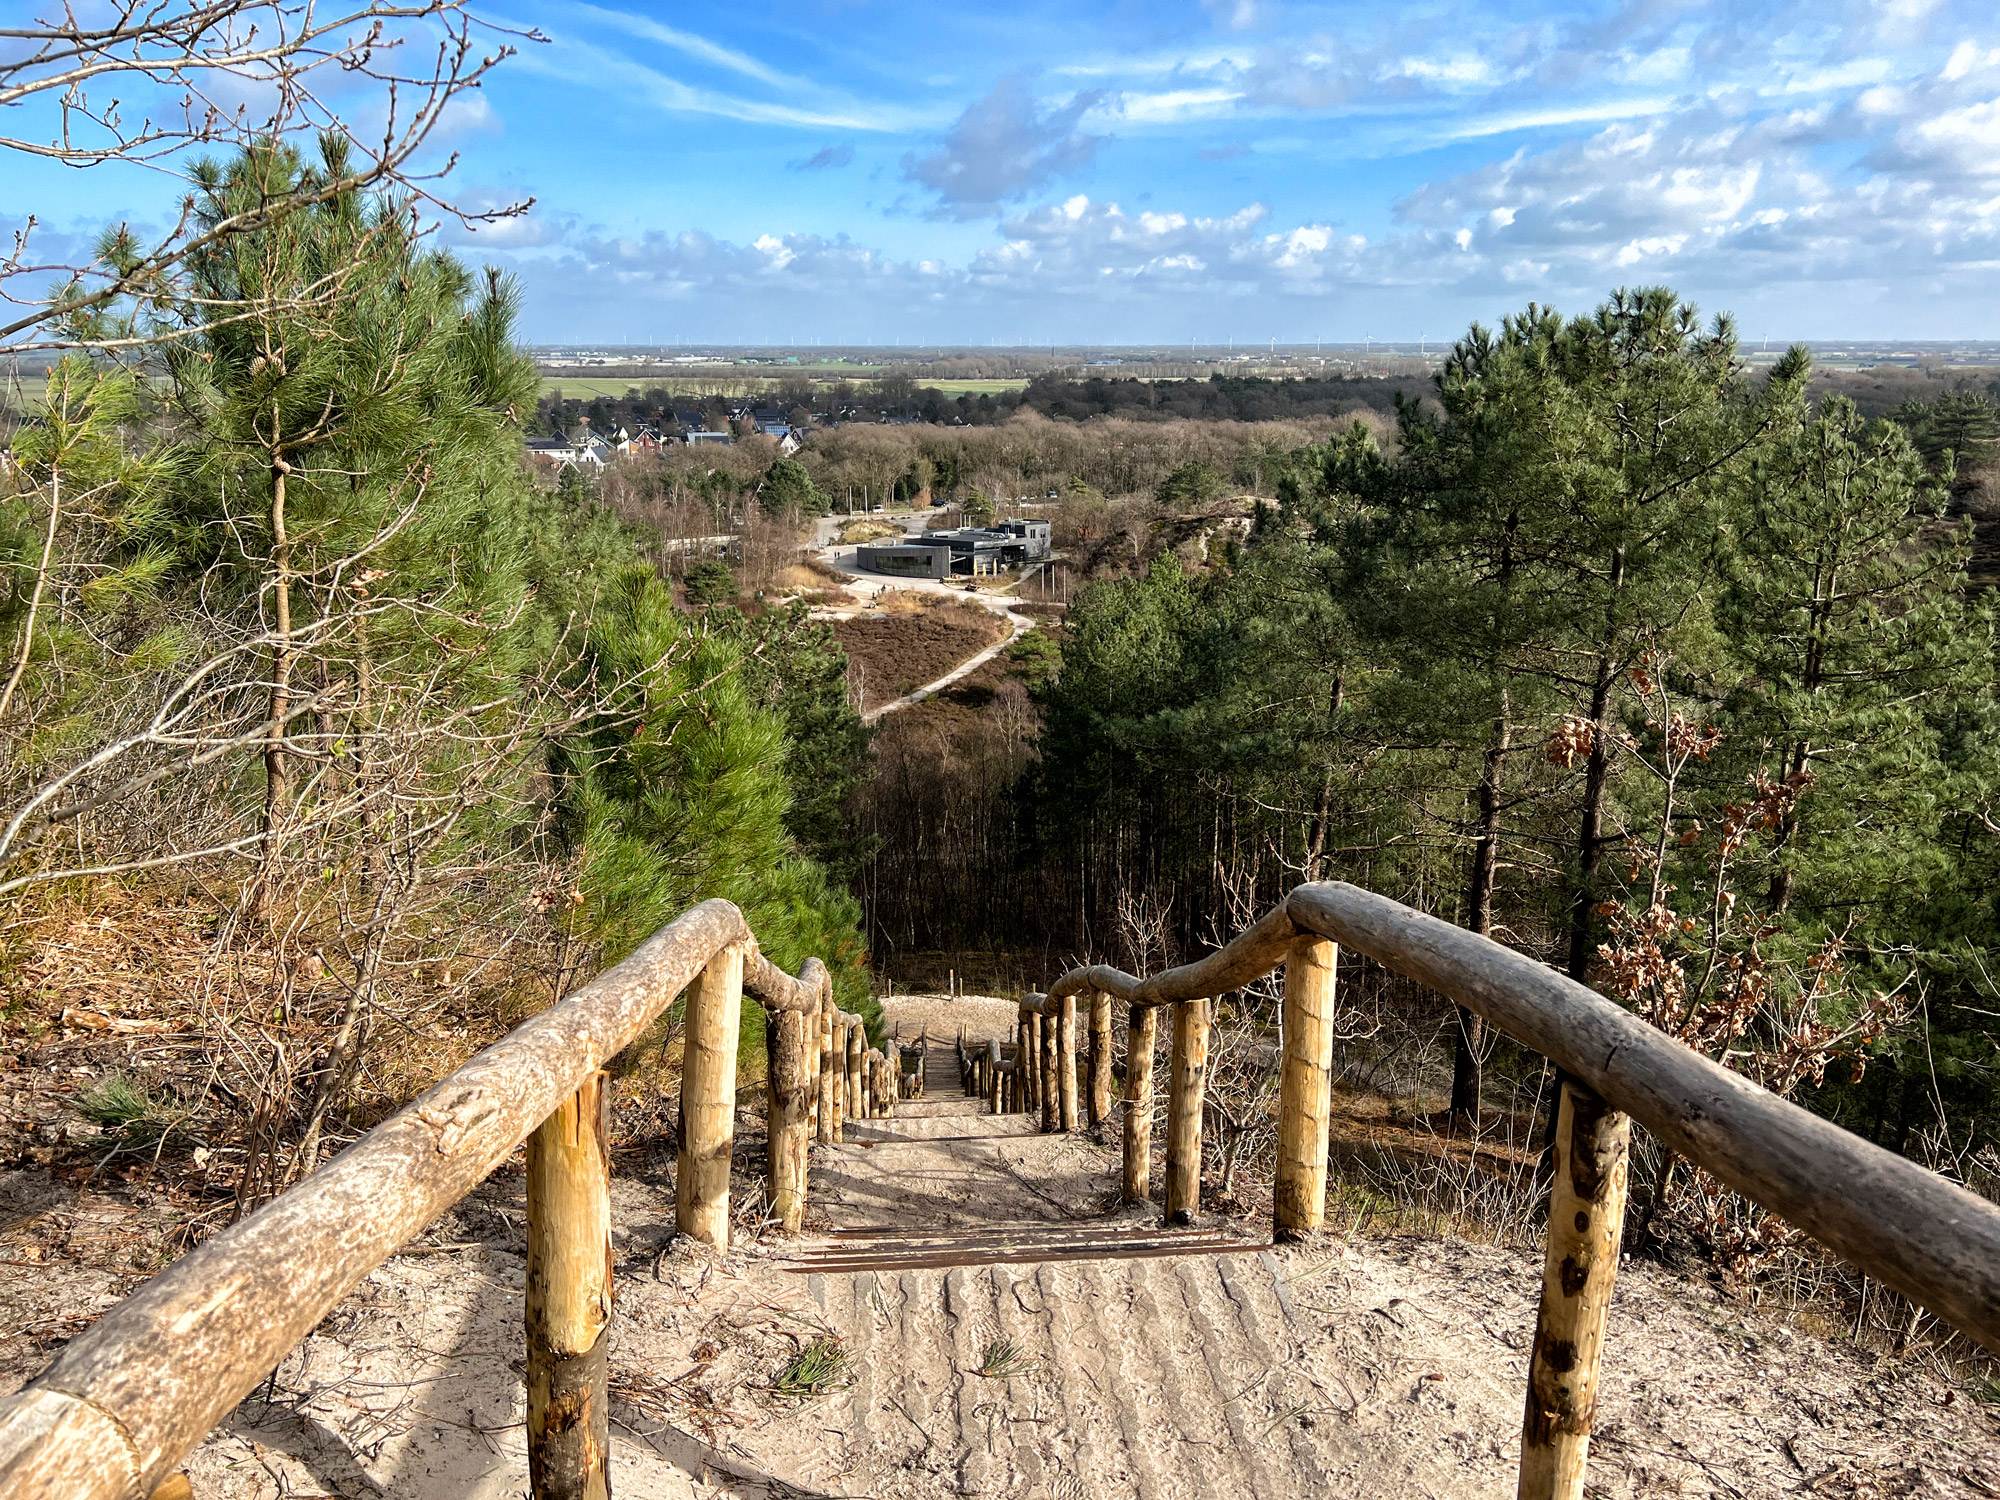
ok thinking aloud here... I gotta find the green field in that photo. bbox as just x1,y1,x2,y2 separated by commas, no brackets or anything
926,379,1029,395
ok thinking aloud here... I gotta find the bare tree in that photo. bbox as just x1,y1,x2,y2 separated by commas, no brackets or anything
1,0,536,354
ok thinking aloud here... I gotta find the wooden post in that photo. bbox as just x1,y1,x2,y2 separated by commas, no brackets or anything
676,947,743,1248
817,999,839,1145
804,996,821,1144
987,1040,1002,1114
1024,1013,1041,1113
1123,1003,1158,1203
1057,994,1079,1132
1041,1011,1059,1133
1274,936,1338,1239
1088,992,1114,1128
1519,1081,1631,1500
768,1006,810,1234
845,1019,864,1122
527,1072,613,1500
1164,998,1209,1226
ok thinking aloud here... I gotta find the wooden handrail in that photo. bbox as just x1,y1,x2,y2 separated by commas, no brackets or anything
1043,880,2000,1500
1044,879,2000,1353
0,898,877,1500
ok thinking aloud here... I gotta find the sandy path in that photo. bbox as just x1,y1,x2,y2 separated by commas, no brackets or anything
858,613,1030,724
121,992,2000,1498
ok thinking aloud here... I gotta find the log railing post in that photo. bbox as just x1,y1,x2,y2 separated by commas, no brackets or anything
1274,935,1338,1239
1088,992,1114,1128
1123,1003,1158,1203
768,1007,810,1234
1519,1081,1631,1500
987,1039,1002,1114
817,998,839,1145
527,1071,613,1500
677,946,744,1247
804,996,822,1144
845,1018,864,1122
1024,1011,1042,1115
1057,993,1079,1132
1041,1011,1059,1133
1164,998,1209,1225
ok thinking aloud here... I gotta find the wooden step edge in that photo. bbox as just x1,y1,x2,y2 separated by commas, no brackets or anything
780,1238,1272,1274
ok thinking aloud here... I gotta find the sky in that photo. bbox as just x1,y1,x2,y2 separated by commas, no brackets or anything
9,0,2000,344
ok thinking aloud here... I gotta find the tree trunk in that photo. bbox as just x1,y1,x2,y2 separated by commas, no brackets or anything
1455,693,1509,1131
256,454,295,920
1564,547,1626,985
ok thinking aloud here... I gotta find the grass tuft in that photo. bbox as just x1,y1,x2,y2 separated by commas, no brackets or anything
76,1072,159,1137
774,1336,851,1397
976,1336,1037,1380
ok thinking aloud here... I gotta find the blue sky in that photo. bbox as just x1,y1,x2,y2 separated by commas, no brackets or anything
10,0,2000,343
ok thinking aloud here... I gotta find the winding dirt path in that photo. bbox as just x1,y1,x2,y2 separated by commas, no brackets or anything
857,609,1031,725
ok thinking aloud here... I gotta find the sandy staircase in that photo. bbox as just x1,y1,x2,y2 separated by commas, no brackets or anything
769,1027,1384,1499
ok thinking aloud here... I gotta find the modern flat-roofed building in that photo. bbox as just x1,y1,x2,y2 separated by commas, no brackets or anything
995,519,1052,559
855,525,1048,578
853,542,953,580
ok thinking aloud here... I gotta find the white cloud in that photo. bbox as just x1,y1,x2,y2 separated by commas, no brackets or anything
1942,40,2000,80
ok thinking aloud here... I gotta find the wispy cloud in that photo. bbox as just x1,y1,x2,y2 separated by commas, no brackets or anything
1119,88,1243,125
505,31,916,131
565,3,803,90
790,144,855,172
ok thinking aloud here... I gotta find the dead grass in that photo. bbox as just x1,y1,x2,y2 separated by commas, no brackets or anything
837,519,904,545
830,598,1011,713
777,564,833,591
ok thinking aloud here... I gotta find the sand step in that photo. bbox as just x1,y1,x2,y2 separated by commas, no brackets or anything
781,1220,1267,1274
801,1248,1342,1500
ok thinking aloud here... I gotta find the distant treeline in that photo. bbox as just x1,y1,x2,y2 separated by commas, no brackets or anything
538,365,2000,447
1012,372,1431,423
538,370,1436,438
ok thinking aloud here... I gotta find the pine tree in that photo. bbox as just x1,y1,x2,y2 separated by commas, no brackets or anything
1718,393,1992,921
